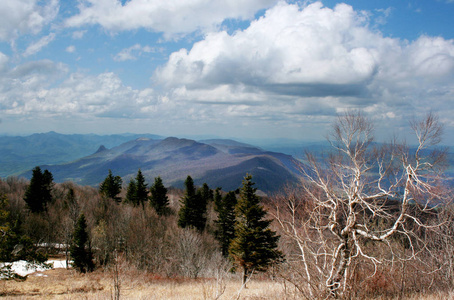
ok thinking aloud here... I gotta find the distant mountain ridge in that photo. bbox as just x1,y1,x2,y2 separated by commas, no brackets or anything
0,132,163,177
19,136,302,194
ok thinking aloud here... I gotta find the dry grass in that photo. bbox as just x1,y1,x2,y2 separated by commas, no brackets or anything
0,267,288,299
0,267,452,299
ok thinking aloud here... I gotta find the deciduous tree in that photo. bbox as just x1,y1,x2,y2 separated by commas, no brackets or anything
273,111,449,297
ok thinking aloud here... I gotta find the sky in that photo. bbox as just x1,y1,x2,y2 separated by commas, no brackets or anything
0,0,453,144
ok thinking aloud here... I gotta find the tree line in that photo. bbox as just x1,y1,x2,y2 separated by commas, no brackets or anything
1,112,453,298
2,166,282,285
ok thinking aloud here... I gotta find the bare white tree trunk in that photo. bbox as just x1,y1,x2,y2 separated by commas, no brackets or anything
272,112,449,298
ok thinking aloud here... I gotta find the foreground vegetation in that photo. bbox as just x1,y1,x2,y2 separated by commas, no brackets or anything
1,112,453,299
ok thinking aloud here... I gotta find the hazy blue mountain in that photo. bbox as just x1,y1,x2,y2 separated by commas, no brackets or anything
0,131,163,177
20,136,302,194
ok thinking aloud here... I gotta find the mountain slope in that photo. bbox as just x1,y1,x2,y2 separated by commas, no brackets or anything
25,137,302,194
0,132,162,177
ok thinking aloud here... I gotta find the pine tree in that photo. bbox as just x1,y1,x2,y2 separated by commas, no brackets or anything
199,183,214,203
229,174,283,284
214,190,237,257
125,178,137,205
23,166,53,213
135,169,148,208
178,176,207,232
70,214,94,273
99,170,122,202
149,176,169,216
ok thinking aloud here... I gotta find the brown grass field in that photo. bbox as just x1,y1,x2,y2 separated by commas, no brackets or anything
1,266,454,300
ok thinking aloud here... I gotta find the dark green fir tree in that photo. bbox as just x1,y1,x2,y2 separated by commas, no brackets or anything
178,176,207,232
149,176,169,216
125,178,137,205
214,189,237,257
70,214,94,273
23,166,53,213
135,169,148,208
99,170,122,202
229,174,283,285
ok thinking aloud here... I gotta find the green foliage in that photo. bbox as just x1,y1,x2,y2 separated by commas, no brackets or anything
99,170,122,202
70,213,94,273
214,189,237,257
149,176,169,216
177,176,208,232
199,183,214,203
1,193,48,279
229,174,282,283
135,169,148,207
23,166,53,213
125,178,137,205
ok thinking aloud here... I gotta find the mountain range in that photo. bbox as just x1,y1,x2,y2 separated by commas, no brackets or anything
10,133,302,194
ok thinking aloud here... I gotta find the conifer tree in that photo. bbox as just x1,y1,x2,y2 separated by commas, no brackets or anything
199,183,214,203
214,190,237,257
229,174,282,285
23,166,53,213
178,176,207,232
149,176,169,216
70,214,94,273
125,178,137,204
135,169,148,207
99,170,122,202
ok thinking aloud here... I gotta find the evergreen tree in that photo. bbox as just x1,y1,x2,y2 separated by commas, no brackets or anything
125,178,137,205
149,176,169,216
178,176,207,232
1,194,47,278
199,183,214,203
99,170,122,202
70,214,94,273
229,174,282,284
23,166,53,213
214,190,237,257
135,169,148,208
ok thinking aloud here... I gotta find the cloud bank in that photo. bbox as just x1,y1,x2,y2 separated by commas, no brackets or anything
0,1,453,141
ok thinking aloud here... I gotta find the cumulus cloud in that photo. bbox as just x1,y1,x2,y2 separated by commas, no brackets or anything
0,0,59,41
65,0,276,37
154,2,454,116
1,1,453,141
0,59,165,121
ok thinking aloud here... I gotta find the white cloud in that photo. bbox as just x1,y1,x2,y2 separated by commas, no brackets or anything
71,30,86,39
113,44,155,62
0,0,59,41
1,1,453,141
66,45,76,53
148,1,454,139
65,0,276,38
154,2,454,109
0,52,9,72
155,2,379,91
23,33,56,57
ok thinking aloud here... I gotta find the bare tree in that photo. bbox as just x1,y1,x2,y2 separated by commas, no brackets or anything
273,111,449,298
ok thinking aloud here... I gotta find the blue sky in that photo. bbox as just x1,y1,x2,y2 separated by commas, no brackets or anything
0,0,453,144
